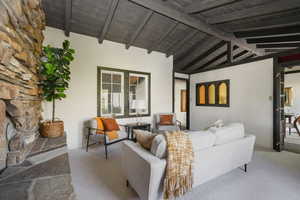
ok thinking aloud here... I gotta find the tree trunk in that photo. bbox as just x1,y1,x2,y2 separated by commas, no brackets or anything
52,99,55,122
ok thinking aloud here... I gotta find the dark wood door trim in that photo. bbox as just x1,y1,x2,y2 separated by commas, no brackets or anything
173,76,190,130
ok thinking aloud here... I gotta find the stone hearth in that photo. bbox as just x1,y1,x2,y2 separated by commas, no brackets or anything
0,135,76,200
0,0,45,170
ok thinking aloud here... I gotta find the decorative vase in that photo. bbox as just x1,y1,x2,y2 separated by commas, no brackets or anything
40,121,64,138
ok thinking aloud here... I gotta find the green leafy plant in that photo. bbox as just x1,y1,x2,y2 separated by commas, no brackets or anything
40,40,75,122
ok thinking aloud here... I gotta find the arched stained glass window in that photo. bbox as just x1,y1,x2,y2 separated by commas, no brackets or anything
219,82,227,105
208,84,215,104
198,85,206,104
196,79,230,107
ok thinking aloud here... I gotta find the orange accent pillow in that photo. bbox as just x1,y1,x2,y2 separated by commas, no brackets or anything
95,117,104,131
102,118,120,131
159,115,173,125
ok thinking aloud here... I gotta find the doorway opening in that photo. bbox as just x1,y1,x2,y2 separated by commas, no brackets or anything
283,67,300,153
273,52,300,152
173,77,190,130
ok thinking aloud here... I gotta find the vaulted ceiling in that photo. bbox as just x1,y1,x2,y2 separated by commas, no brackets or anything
42,0,300,74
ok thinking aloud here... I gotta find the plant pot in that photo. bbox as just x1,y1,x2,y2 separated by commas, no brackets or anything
40,121,64,138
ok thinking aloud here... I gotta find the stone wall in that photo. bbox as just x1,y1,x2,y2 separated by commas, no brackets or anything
0,0,45,169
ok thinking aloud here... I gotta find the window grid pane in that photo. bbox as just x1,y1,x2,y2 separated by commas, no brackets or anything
219,83,227,105
199,85,206,104
101,71,124,116
208,84,216,104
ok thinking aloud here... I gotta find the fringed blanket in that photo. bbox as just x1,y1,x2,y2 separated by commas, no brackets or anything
164,131,194,199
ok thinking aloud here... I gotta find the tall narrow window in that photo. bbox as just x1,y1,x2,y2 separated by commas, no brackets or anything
208,84,216,104
198,85,206,105
219,82,227,105
100,70,124,116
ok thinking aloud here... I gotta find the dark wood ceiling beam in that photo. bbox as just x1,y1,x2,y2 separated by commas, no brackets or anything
98,0,120,44
185,0,238,14
129,0,264,55
257,43,300,49
227,41,233,63
193,48,300,74
166,30,198,57
233,50,248,60
64,0,72,36
193,52,252,73
242,54,256,61
181,41,227,70
148,22,179,54
234,25,300,38
195,51,228,71
235,52,254,62
208,0,300,24
265,49,295,53
194,45,240,71
247,35,300,44
217,9,300,33
126,10,153,49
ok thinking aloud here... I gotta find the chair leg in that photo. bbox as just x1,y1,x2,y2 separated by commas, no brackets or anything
105,144,108,160
86,131,91,152
104,135,108,160
244,164,247,172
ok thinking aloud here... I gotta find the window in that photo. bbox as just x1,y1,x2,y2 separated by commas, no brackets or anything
98,67,151,118
129,73,149,116
196,80,230,107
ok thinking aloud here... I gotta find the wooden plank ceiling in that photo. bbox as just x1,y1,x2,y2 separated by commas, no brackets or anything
42,0,300,74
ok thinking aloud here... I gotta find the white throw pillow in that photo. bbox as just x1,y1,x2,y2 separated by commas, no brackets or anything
150,134,167,159
213,123,245,145
205,119,224,130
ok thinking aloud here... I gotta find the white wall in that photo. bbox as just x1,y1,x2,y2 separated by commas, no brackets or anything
43,27,173,149
190,59,274,148
174,79,187,126
285,73,300,115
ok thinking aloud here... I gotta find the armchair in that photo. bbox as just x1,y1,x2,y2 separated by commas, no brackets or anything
153,113,181,133
86,118,129,159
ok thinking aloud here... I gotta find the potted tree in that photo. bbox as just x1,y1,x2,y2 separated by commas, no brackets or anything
39,40,75,138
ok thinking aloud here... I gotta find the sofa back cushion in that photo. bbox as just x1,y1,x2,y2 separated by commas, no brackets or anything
188,131,216,151
211,123,245,145
151,134,167,159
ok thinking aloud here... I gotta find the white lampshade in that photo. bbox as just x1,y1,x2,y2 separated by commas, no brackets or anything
131,100,146,110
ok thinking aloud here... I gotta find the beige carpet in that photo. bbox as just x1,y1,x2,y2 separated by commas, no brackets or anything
68,143,300,200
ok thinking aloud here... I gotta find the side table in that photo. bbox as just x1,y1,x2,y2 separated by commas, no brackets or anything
122,123,151,142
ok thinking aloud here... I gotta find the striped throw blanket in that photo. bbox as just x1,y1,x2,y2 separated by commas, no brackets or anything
164,131,194,199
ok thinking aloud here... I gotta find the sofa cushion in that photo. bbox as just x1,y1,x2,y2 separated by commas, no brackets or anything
135,130,157,150
151,134,167,159
211,123,245,145
188,131,216,151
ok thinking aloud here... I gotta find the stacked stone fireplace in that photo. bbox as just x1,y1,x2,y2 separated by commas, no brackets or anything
0,0,45,171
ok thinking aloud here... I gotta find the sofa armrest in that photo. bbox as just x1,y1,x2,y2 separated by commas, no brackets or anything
122,141,166,200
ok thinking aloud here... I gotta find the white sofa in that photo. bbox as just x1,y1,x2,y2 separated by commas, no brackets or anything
122,123,256,200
